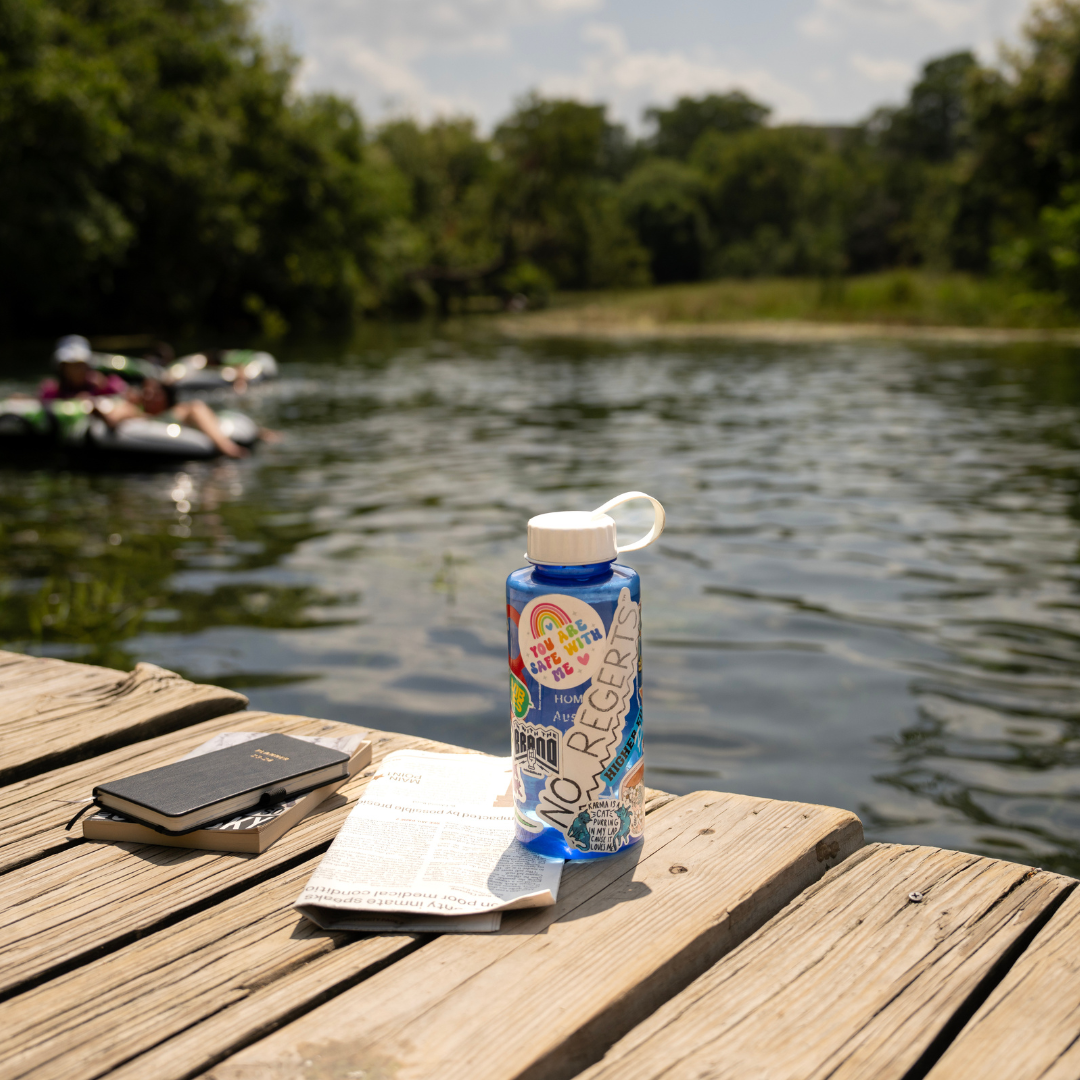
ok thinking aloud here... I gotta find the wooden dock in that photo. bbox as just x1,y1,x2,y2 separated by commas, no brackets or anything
0,646,1077,1080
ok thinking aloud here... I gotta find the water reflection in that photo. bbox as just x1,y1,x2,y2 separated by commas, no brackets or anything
3,333,1080,874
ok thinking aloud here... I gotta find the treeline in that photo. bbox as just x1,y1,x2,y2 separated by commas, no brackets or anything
1,0,1079,336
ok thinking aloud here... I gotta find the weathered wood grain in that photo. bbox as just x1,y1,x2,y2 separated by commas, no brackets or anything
200,790,863,1080
0,650,247,785
0,856,419,1080
925,882,1080,1080
641,788,677,815
0,710,365,876
0,782,674,1080
0,726,473,999
0,700,672,877
576,843,1074,1080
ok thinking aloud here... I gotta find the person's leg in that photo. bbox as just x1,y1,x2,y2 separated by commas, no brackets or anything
172,401,247,458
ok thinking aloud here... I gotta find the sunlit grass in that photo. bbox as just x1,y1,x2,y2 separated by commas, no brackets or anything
543,271,1078,329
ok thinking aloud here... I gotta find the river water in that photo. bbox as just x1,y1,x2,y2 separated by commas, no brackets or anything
4,330,1080,873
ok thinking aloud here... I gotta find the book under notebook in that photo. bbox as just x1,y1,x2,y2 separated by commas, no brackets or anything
93,732,352,833
84,732,372,852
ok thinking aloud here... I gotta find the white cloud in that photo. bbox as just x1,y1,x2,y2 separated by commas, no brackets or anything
263,0,606,120
849,52,915,82
260,0,1035,129
540,20,816,124
538,0,603,10
800,0,1025,40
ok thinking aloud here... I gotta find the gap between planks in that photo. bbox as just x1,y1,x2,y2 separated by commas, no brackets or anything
0,651,247,786
0,705,673,1005
924,880,1080,1080
576,842,1075,1080
0,718,675,1080
0,855,421,1080
0,710,352,876
199,791,863,1080
2,794,681,1080
0,720,478,1001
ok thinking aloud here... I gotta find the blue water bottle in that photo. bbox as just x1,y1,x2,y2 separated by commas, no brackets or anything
507,492,666,860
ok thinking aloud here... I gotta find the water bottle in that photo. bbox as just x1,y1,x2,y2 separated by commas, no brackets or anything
507,491,666,860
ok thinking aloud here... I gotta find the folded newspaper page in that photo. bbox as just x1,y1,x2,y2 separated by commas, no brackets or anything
295,750,564,933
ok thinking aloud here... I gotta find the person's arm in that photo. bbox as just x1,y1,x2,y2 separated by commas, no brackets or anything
93,397,140,429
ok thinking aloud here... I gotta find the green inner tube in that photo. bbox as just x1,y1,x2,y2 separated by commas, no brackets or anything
0,397,259,462
167,350,278,391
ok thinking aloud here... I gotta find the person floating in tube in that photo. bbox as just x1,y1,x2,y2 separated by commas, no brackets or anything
97,378,249,459
39,336,129,401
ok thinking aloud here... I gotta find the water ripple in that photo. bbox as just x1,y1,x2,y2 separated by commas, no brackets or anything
4,335,1080,871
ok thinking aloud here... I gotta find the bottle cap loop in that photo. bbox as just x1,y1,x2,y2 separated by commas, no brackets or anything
525,491,665,565
591,491,667,554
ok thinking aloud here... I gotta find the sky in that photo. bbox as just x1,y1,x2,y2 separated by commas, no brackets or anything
257,0,1034,132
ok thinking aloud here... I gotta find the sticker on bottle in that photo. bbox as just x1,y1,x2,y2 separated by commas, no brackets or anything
518,594,608,689
533,587,642,851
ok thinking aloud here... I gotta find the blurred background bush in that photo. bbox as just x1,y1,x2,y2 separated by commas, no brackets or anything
1,0,1079,336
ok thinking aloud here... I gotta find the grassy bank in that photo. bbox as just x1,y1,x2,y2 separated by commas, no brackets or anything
524,272,1080,331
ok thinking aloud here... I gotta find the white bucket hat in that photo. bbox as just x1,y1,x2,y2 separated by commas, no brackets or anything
53,335,92,365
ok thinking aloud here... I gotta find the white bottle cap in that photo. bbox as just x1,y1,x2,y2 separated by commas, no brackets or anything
526,491,666,566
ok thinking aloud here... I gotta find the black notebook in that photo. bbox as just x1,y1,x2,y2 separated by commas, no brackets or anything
92,733,351,834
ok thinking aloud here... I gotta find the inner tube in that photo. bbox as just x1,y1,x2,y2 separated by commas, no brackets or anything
84,416,220,460
215,409,260,446
41,398,257,463
2,396,259,464
88,353,163,384
167,350,278,392
80,409,260,461
0,398,56,459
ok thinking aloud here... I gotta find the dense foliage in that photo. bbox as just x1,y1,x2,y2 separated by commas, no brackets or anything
2,0,1079,335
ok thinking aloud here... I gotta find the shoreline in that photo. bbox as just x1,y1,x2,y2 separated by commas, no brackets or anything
493,314,1080,347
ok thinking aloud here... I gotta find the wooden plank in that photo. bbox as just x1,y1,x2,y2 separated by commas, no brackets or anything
0,779,676,1080
0,698,673,878
199,790,863,1080
0,710,365,876
0,724,474,999
0,650,248,785
925,884,1080,1080
0,857,419,1080
574,843,1074,1080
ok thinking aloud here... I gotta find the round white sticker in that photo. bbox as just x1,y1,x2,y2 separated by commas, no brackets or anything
518,593,606,689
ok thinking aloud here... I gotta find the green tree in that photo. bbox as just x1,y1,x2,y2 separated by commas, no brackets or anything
0,0,411,336
881,51,977,162
645,92,770,161
494,94,648,289
692,126,850,276
619,158,710,282
845,52,977,270
0,0,134,330
377,117,503,311
952,0,1080,303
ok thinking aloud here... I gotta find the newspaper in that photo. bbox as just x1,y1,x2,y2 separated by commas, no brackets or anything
295,750,564,933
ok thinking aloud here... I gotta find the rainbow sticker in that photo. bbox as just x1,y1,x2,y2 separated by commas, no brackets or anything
529,601,571,639
518,593,606,690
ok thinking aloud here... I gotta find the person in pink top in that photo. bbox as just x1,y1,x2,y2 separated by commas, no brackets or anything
39,336,129,400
